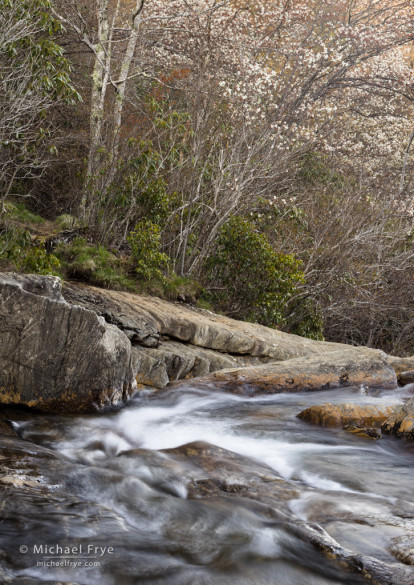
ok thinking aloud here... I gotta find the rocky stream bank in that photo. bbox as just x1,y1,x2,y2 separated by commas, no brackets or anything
1,273,414,585
0,272,413,440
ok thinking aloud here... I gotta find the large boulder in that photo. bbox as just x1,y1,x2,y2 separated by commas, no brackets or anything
188,347,398,395
62,282,365,390
0,273,135,412
0,274,403,407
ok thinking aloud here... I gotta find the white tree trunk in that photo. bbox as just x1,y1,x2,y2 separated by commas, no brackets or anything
109,0,145,183
81,0,110,219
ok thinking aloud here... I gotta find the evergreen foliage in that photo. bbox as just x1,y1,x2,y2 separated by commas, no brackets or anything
205,217,304,328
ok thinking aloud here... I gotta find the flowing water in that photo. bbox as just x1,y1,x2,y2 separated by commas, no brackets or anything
1,383,414,585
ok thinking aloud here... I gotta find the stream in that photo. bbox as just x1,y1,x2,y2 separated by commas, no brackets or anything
1,383,414,585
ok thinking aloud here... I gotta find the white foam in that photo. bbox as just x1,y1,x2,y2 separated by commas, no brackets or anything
101,398,361,481
298,470,355,492
53,389,392,489
248,527,282,557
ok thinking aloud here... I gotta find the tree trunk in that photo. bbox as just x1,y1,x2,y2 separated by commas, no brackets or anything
108,0,145,186
81,0,111,221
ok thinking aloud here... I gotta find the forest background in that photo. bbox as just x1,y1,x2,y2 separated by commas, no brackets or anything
1,0,414,355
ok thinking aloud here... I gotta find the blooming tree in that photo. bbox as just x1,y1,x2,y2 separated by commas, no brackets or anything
136,0,414,272
49,0,414,258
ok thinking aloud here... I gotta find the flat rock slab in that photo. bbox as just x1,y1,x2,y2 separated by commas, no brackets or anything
0,273,135,412
188,347,397,395
63,282,347,360
297,402,395,428
387,356,414,376
298,398,414,441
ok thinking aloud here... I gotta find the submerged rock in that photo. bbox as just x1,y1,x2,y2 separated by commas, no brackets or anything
0,273,135,412
191,347,397,395
389,536,414,565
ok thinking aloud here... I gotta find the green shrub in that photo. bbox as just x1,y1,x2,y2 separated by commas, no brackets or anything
286,298,325,341
205,216,304,329
20,244,61,275
0,227,60,275
112,141,171,226
55,237,135,290
4,201,44,224
162,274,202,302
128,220,169,281
55,213,80,231
93,140,173,244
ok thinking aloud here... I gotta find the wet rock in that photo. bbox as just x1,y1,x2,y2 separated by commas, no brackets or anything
0,420,18,437
300,398,414,442
297,403,395,429
292,523,414,585
162,441,298,503
162,441,413,585
397,371,414,385
0,273,135,412
0,432,133,584
382,398,414,440
389,535,414,565
192,348,397,395
190,477,249,497
343,425,382,439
